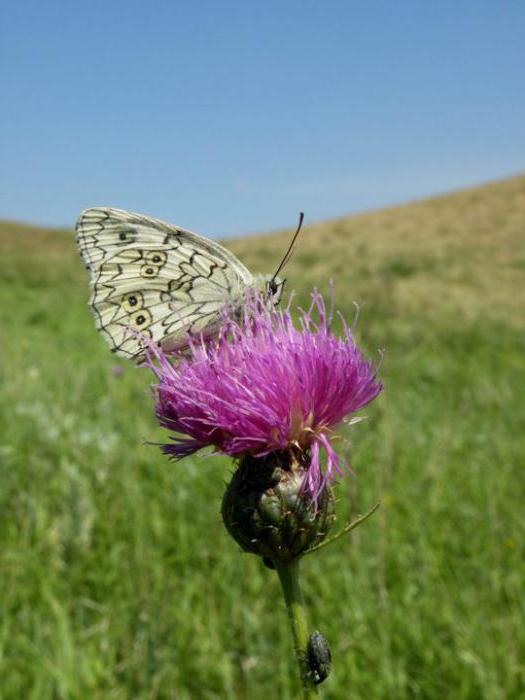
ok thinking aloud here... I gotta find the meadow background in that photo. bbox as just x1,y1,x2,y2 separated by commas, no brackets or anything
0,174,524,699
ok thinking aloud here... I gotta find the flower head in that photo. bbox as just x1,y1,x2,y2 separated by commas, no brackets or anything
148,289,382,505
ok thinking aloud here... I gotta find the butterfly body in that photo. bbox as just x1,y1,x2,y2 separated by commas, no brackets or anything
76,207,281,360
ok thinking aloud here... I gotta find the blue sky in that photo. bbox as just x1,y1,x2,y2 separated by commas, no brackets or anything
1,1,524,236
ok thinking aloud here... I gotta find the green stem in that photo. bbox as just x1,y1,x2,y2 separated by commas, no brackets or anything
276,560,319,699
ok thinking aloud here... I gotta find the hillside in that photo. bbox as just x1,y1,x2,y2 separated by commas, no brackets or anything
2,173,524,328
227,174,525,327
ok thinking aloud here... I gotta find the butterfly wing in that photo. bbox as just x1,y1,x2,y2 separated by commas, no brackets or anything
76,207,256,360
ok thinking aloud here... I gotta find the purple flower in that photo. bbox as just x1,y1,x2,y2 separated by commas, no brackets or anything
147,289,382,504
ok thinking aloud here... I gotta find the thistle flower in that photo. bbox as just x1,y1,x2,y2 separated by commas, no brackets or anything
147,288,383,692
148,289,382,507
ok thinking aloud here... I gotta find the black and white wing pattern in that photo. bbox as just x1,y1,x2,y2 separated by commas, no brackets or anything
76,207,258,360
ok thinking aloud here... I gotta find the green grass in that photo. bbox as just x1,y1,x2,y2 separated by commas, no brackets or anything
1,176,524,699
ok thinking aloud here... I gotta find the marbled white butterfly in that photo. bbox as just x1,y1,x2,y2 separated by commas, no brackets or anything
76,208,301,361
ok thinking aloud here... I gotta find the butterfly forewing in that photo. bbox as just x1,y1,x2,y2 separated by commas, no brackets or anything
76,207,258,360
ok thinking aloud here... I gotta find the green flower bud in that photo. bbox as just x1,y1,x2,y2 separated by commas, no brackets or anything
221,449,335,566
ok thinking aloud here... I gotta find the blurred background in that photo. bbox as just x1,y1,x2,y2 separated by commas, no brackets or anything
1,2,524,698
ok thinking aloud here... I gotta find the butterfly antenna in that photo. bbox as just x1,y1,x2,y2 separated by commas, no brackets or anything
271,211,304,282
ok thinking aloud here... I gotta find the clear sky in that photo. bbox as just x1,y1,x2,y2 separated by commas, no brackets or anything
1,1,524,237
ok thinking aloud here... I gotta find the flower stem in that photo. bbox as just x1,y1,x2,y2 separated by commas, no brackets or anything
276,560,319,698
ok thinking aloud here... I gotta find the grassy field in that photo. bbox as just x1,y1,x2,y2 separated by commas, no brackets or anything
1,175,524,699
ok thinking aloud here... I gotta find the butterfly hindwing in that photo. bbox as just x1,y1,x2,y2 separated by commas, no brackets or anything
76,208,257,359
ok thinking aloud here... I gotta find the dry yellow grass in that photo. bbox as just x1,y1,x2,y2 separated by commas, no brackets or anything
227,174,525,327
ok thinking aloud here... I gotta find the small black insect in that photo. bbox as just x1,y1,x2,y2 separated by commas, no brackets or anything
307,631,332,685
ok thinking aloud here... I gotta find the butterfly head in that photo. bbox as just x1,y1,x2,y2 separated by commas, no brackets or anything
264,211,303,307
265,275,285,305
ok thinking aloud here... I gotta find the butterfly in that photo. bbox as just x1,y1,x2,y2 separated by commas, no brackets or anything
76,207,302,361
